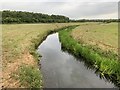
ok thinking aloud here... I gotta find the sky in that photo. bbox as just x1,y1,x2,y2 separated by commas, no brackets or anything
0,0,119,19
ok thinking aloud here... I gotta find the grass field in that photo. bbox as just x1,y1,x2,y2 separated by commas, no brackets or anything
1,22,119,88
71,23,118,54
59,23,120,87
2,23,79,88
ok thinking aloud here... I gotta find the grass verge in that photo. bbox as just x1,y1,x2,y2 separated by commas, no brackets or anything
59,25,120,88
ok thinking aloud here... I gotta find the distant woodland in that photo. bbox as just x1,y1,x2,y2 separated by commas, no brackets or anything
1,10,69,24
1,10,119,24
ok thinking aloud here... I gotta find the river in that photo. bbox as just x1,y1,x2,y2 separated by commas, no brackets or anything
37,33,116,88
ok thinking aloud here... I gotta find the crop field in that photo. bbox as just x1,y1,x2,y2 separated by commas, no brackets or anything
1,23,79,88
71,23,118,54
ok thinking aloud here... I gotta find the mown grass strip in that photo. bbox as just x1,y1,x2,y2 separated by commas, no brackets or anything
59,25,120,87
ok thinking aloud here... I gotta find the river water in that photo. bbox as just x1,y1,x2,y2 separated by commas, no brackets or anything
37,33,116,88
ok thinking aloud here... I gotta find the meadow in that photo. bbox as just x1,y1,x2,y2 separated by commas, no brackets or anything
2,23,79,88
2,22,119,88
71,22,118,55
59,23,120,87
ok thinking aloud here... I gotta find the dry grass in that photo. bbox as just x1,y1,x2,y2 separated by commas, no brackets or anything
2,23,79,88
71,22,118,54
2,22,118,88
2,23,79,67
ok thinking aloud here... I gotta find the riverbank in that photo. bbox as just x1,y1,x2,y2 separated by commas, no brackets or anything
71,23,118,60
2,23,79,88
37,32,116,88
59,25,120,87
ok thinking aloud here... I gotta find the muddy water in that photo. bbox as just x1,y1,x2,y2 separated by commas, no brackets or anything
37,33,116,88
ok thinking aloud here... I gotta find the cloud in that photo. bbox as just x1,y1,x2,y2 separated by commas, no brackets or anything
1,1,118,19
62,2,118,19
0,0,119,2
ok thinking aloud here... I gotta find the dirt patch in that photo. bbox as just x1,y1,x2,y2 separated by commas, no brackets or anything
1,51,37,88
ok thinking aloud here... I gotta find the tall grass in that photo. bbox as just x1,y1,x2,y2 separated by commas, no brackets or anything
59,26,120,87
18,65,42,88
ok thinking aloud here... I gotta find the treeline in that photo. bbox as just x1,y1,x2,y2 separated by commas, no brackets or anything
1,10,69,24
1,10,119,24
70,19,119,23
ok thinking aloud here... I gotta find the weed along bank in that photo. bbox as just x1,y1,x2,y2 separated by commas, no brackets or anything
59,25,120,88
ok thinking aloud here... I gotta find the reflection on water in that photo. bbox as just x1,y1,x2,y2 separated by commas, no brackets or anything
37,33,116,88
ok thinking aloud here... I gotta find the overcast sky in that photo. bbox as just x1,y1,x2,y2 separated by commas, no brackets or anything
0,0,119,19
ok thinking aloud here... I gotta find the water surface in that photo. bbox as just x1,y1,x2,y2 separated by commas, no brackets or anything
37,33,116,88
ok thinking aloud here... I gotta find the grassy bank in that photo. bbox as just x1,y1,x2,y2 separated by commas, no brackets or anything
71,23,118,59
2,23,79,88
59,24,120,87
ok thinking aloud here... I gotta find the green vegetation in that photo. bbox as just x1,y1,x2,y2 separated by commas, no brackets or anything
71,23,118,54
1,10,119,24
59,25,120,87
2,22,119,87
2,23,79,88
71,23,118,61
18,65,42,88
2,10,69,24
70,19,119,23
